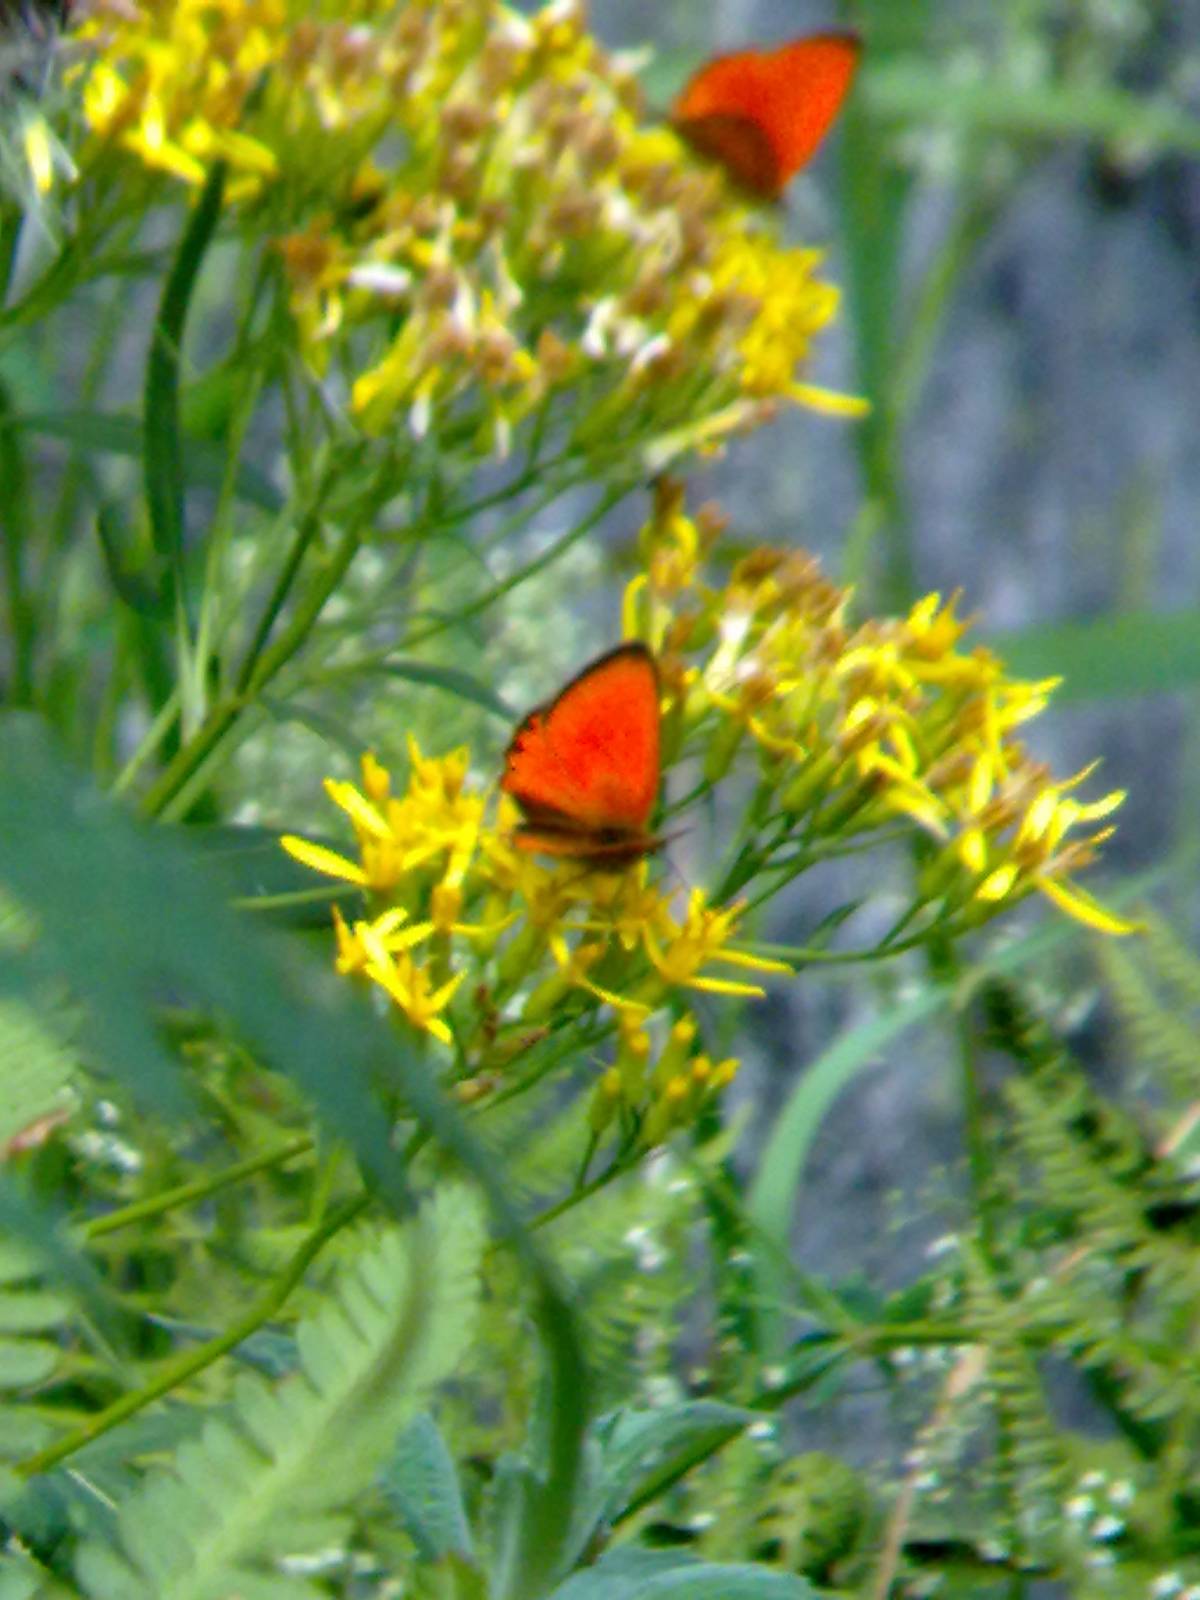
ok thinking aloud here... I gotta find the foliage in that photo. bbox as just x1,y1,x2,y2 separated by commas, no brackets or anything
0,2,1193,1598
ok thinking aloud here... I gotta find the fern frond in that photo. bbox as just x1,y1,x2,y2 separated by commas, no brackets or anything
75,1187,485,1600
961,1247,1067,1562
540,1157,700,1404
0,1240,73,1453
472,1095,595,1212
1143,915,1200,1015
1099,937,1199,1104
0,994,76,1154
1005,1049,1200,1437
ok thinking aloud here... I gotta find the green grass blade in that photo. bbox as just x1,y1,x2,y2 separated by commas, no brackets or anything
746,910,1113,1354
865,60,1200,155
94,505,168,617
989,611,1200,701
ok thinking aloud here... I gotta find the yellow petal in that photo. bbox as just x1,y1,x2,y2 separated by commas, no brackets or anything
280,835,367,886
685,976,768,999
977,863,1019,902
1036,876,1143,936
324,779,392,841
790,382,871,418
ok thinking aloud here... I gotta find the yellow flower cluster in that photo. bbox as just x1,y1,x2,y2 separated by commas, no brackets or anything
281,496,1132,1150
626,481,1134,937
589,1014,738,1150
282,733,787,1140
74,0,853,454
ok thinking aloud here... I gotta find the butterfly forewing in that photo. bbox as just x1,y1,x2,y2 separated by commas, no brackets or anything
671,32,861,199
502,643,661,858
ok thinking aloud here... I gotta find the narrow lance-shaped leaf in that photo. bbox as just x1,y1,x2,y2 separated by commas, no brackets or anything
143,159,226,600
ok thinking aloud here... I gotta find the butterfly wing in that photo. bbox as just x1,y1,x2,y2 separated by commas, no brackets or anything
502,643,661,856
672,32,861,198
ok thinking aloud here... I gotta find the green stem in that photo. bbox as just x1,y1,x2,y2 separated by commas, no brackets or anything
233,500,327,696
136,693,246,818
931,930,999,1259
81,1135,314,1241
529,1151,640,1232
111,687,181,796
401,480,632,652
735,922,942,969
17,1191,369,1480
960,1003,995,1251
138,524,360,817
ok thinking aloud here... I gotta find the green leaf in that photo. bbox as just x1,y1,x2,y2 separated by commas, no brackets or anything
407,1555,489,1600
0,717,590,1584
0,1338,59,1388
384,1413,475,1563
749,985,951,1278
0,713,403,1196
0,1178,111,1346
143,160,226,583
591,1401,756,1525
0,378,35,705
989,610,1200,702
0,992,76,1153
0,1548,79,1599
75,1189,485,1600
548,1549,821,1599
0,1246,78,1441
0,1291,73,1335
184,824,356,927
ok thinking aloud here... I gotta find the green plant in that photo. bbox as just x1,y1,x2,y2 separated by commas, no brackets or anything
0,3,1191,1598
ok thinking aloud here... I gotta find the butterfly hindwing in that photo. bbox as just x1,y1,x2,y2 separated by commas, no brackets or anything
502,643,661,858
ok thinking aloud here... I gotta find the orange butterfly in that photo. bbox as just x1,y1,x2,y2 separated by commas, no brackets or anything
670,31,861,200
501,643,662,863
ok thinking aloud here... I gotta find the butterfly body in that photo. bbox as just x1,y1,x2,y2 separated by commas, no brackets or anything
671,31,861,199
501,643,662,864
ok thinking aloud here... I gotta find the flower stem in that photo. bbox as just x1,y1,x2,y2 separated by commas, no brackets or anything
81,1135,314,1240
138,524,361,817
18,1190,369,1480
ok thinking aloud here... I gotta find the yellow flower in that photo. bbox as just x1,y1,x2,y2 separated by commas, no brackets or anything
282,494,1135,1108
640,890,792,1000
282,742,485,898
331,906,433,978
75,0,285,199
363,945,465,1047
21,114,55,195
326,905,462,1045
